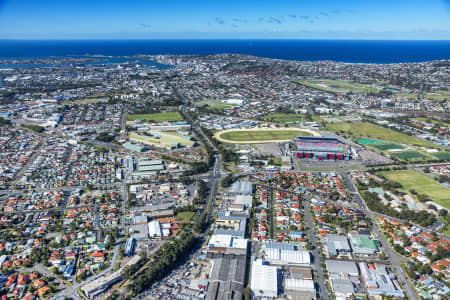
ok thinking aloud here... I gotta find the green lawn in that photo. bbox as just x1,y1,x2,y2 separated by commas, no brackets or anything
394,93,417,100
293,79,380,94
433,152,450,160
424,91,450,101
219,129,311,142
356,139,384,145
371,143,404,151
392,151,426,161
269,158,282,166
207,104,235,110
127,112,183,122
325,121,437,148
411,117,450,128
175,211,197,222
379,169,450,210
263,113,307,124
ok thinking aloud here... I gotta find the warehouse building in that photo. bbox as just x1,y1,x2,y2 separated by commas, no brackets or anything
213,211,247,238
326,234,352,257
206,254,246,300
284,278,316,300
330,279,355,299
250,259,278,298
207,234,248,255
123,142,145,153
325,260,359,279
264,247,310,266
293,136,352,160
148,220,162,238
230,180,253,195
148,122,190,132
129,224,148,240
359,263,404,297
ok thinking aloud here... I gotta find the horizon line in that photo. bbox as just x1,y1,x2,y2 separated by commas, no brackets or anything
1,38,450,42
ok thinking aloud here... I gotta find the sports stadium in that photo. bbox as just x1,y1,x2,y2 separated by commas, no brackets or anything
293,136,353,160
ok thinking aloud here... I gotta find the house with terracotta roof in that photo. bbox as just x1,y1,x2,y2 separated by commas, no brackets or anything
33,278,45,289
91,251,105,262
23,294,37,300
37,285,50,296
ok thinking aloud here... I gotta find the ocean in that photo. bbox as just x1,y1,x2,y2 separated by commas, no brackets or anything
0,39,449,64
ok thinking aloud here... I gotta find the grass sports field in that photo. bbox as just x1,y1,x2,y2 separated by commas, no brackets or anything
379,169,450,210
293,79,380,94
196,100,235,110
356,139,384,144
263,113,307,124
325,121,436,148
215,128,315,143
392,151,426,160
206,104,235,110
433,152,450,160
127,112,183,122
371,143,404,151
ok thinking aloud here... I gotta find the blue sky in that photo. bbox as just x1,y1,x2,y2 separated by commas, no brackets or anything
1,0,450,39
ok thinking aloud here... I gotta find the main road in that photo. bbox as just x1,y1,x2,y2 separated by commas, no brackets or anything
173,85,224,222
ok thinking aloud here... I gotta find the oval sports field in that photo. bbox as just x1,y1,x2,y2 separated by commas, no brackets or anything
214,127,320,144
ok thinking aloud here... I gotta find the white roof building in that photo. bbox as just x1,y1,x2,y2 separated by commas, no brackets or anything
265,248,311,266
325,260,359,278
208,234,248,250
148,221,162,237
330,279,355,299
250,259,278,298
284,278,315,293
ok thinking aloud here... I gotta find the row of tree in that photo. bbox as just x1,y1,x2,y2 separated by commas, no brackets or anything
125,232,197,295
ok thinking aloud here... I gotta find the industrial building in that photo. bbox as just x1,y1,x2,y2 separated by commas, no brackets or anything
213,211,247,238
330,279,355,299
326,234,352,257
264,246,310,266
207,234,248,255
206,254,246,300
148,220,162,238
293,136,352,160
148,122,191,132
131,158,166,179
250,259,278,298
284,278,316,300
325,260,359,278
230,180,253,195
123,142,145,153
359,263,404,297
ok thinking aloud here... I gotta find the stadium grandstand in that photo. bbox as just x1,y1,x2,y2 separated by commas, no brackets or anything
293,136,352,160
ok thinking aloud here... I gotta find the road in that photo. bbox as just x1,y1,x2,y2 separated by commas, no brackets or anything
303,195,330,300
10,136,48,188
174,85,223,222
